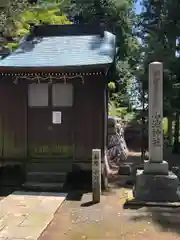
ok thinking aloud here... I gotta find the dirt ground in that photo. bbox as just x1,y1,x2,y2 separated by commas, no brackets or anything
38,148,180,240
39,187,180,240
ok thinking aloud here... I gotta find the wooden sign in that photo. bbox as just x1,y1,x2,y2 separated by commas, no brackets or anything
92,149,101,203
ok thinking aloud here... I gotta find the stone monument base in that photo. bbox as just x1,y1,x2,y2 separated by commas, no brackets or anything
133,170,180,202
144,160,168,174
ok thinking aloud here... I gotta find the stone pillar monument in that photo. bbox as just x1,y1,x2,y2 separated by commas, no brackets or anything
144,62,168,174
133,62,180,202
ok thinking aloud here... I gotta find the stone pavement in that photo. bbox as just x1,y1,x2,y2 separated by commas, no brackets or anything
0,191,67,240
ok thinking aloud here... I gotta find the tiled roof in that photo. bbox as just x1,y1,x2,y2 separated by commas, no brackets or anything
0,24,116,69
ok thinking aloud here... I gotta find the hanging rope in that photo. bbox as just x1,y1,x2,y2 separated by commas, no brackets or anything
13,74,85,84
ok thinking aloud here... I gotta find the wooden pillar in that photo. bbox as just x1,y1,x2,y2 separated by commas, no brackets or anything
92,149,101,203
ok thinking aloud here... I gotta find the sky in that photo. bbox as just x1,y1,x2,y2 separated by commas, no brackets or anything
134,0,142,14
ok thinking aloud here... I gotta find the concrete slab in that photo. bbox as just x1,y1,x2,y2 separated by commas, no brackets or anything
0,191,67,240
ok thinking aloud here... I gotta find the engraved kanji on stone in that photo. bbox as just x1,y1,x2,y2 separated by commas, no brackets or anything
94,161,98,167
151,112,162,147
152,113,161,127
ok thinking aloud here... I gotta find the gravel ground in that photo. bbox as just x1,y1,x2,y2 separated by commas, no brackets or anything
39,187,180,240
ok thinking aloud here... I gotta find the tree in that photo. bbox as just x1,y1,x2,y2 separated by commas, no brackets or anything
4,1,71,51
62,0,141,109
0,0,29,53
137,0,180,149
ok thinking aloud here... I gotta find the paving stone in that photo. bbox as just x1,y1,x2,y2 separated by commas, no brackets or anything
8,239,28,240
20,213,52,227
0,191,67,240
0,213,27,228
38,198,64,212
8,238,35,240
0,213,7,221
0,226,42,239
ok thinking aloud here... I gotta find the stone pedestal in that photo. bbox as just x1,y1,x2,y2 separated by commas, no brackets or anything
133,170,180,202
144,160,168,174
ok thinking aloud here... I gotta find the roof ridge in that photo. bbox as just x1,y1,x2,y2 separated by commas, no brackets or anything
32,24,105,37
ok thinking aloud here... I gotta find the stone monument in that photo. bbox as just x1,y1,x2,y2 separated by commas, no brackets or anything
133,61,180,202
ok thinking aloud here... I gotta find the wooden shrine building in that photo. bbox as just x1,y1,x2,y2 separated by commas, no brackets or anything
0,24,116,190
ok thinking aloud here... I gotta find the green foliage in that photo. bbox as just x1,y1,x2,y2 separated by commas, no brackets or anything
0,0,29,50
0,0,72,52
108,81,116,90
163,117,168,136
135,0,180,119
136,0,180,146
108,100,128,119
62,0,141,109
15,6,71,38
6,42,19,51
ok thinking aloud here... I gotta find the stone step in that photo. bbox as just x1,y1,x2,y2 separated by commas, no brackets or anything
26,161,72,173
23,182,65,192
26,172,67,183
118,165,132,175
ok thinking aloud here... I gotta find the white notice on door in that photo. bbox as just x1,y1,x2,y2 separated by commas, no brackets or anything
52,111,62,124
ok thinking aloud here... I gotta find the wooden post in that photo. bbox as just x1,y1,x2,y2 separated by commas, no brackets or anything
92,149,101,203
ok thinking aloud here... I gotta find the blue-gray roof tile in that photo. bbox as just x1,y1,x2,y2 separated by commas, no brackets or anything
0,31,116,69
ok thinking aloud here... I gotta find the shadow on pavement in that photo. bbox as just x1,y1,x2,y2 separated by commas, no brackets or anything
123,202,143,210
0,187,14,198
66,191,84,201
129,206,180,235
80,200,98,207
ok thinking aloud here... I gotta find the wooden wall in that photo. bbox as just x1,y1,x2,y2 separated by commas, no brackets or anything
0,78,27,160
74,76,105,162
0,75,106,164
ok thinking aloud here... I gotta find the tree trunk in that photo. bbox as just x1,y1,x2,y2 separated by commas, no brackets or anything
173,112,179,153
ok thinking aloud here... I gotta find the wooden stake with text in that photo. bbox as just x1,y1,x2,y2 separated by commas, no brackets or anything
92,149,101,203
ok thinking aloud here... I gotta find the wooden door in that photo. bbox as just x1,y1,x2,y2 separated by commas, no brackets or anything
28,83,74,159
